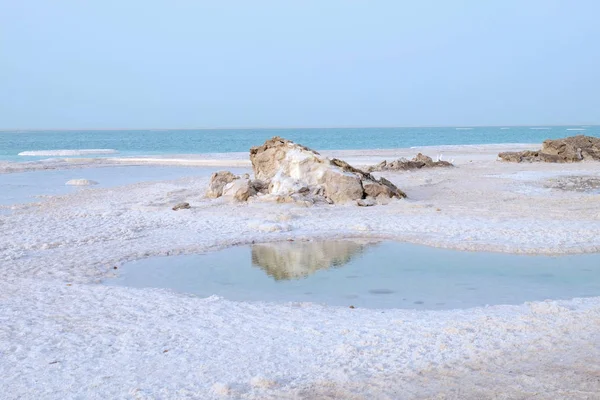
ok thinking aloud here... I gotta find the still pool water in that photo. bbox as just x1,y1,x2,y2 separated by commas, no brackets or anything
107,240,600,310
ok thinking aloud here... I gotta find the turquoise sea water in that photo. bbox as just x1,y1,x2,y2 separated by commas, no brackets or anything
1,126,597,162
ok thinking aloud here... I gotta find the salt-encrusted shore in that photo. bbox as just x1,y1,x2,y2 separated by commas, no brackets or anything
1,144,600,399
0,143,537,173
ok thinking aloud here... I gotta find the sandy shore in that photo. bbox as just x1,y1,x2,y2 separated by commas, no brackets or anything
1,144,600,399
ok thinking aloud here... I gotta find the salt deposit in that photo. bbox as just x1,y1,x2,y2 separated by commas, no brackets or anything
1,144,600,399
18,149,119,156
65,178,98,186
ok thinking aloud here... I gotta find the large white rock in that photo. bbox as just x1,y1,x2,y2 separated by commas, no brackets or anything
206,137,406,205
249,137,405,204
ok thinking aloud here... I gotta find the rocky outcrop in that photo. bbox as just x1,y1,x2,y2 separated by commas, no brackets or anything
366,153,453,172
499,135,600,163
204,136,405,206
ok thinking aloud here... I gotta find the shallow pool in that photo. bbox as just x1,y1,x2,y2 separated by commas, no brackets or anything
107,240,600,310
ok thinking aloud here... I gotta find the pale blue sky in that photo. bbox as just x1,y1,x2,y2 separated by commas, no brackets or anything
1,0,599,129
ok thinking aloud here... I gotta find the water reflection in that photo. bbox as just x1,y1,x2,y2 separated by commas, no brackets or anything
251,240,376,280
109,240,600,310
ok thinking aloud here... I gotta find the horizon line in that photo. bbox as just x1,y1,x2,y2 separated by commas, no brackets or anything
0,123,598,132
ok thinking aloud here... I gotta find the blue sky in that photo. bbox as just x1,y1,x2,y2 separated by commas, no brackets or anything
1,0,599,129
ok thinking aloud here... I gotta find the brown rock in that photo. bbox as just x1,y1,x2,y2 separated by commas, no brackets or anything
222,178,256,202
542,135,600,162
172,202,190,211
249,136,320,182
377,177,407,198
250,179,268,194
499,135,600,163
206,171,238,198
367,153,453,172
321,169,364,203
498,150,541,162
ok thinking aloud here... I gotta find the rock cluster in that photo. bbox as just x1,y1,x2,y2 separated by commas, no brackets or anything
499,135,600,163
366,153,453,172
206,137,406,206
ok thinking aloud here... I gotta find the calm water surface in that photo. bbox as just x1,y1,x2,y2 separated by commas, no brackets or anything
107,240,600,310
2,126,598,161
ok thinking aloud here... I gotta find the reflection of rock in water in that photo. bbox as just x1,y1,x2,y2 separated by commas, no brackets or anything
251,240,375,280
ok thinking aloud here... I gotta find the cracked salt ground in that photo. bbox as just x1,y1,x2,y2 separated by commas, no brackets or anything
107,240,600,310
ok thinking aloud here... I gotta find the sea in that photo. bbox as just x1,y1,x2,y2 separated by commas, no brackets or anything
0,126,597,162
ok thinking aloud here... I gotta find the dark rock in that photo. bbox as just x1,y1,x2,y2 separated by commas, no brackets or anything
172,202,191,211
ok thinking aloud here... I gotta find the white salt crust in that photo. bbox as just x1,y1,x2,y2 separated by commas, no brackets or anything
1,145,600,399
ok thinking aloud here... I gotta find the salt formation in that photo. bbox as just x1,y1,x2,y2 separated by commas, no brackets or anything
498,135,600,163
19,149,118,156
366,153,454,172
206,137,406,205
65,179,98,186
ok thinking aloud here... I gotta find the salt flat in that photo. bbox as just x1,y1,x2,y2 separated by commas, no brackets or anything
1,144,599,399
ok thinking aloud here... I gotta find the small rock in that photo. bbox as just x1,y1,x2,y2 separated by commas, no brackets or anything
172,202,191,211
357,198,376,207
206,171,238,198
250,179,268,194
222,179,256,202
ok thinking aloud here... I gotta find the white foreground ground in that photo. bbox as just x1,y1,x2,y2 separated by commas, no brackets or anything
1,144,600,399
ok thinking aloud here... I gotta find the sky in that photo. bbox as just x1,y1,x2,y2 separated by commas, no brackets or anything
1,0,599,129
